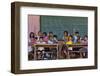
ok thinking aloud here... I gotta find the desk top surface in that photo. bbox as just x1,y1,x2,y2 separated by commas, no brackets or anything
32,44,87,46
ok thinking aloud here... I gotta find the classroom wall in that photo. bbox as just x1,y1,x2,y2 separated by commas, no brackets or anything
28,15,40,35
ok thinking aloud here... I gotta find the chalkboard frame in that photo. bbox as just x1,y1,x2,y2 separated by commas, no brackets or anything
11,2,98,74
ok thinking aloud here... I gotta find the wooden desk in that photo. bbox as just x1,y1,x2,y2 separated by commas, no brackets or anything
67,44,88,58
32,44,87,60
33,44,59,60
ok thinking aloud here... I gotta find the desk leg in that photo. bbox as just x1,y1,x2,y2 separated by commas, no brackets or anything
34,46,36,60
57,45,59,59
67,51,70,59
80,51,83,58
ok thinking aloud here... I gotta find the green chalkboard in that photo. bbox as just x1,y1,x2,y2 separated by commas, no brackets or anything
40,15,88,39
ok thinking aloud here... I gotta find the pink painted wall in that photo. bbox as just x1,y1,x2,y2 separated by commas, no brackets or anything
28,15,40,35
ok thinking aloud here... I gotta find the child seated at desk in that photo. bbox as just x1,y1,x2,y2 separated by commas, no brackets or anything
36,37,46,44
43,32,48,43
28,32,36,45
73,31,80,44
28,32,36,52
48,36,54,44
66,36,73,51
79,35,88,57
77,36,81,44
48,34,58,44
84,35,88,45
63,31,69,42
28,32,36,60
66,36,73,45
48,32,54,38
53,35,58,44
36,31,43,41
80,35,88,45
